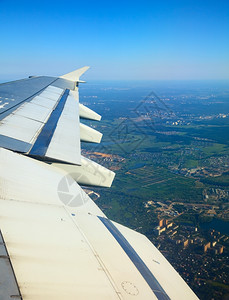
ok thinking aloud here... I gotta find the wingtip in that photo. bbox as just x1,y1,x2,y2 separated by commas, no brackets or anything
60,66,90,82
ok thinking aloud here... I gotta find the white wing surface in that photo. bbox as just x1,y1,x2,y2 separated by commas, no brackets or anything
0,68,199,299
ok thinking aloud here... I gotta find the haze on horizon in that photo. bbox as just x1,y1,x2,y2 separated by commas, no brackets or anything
0,0,228,81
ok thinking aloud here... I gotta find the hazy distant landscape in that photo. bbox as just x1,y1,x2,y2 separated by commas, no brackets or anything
80,80,229,300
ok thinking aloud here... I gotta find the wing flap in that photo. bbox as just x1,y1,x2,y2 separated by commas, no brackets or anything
44,91,81,165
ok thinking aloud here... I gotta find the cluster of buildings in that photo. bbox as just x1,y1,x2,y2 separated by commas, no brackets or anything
154,219,174,236
203,241,224,254
202,229,227,254
155,220,226,255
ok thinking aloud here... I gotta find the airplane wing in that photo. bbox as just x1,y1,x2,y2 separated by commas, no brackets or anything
0,68,199,300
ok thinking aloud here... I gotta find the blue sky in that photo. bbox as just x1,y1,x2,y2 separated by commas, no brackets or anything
0,0,229,80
